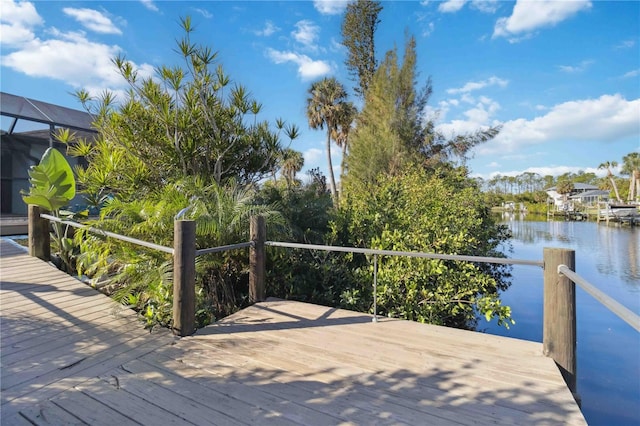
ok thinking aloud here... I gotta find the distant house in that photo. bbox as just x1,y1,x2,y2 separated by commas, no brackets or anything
0,92,96,216
546,183,609,210
569,189,610,205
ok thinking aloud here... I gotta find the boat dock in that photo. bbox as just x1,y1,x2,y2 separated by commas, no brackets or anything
1,239,586,425
546,203,639,226
596,202,640,226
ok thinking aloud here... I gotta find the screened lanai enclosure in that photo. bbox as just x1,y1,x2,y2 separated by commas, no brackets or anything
0,92,96,219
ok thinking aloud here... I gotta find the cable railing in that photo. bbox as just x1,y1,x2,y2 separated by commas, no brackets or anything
265,240,544,267
26,209,639,400
266,240,543,323
266,241,640,331
41,213,175,254
40,213,253,257
196,242,252,256
30,209,254,337
558,264,640,332
31,211,640,335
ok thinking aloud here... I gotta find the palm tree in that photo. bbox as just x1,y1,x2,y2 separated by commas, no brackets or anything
598,161,622,203
306,77,349,202
621,152,640,202
330,101,357,180
556,179,574,209
280,148,304,189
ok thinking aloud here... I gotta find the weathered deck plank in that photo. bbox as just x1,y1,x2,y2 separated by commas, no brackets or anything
48,389,135,425
0,240,176,420
145,347,511,426
177,302,585,425
11,400,88,425
1,239,587,425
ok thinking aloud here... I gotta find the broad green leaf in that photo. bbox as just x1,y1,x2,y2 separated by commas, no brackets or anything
41,147,76,200
21,148,76,211
21,194,54,211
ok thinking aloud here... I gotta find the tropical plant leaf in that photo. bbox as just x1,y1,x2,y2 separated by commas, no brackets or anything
21,147,76,211
21,193,55,211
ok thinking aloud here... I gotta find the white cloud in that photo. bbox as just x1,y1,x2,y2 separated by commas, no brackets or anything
302,145,342,180
465,96,500,122
139,0,159,12
439,0,467,13
614,39,636,49
557,59,593,73
422,21,435,37
254,20,279,37
493,0,591,41
424,98,463,124
438,0,498,14
329,37,345,53
2,29,154,92
292,20,320,50
622,69,640,79
313,0,348,15
266,48,332,80
470,0,499,14
415,11,436,37
460,93,475,104
446,76,508,94
437,96,501,136
303,148,324,167
0,0,42,26
193,8,213,19
478,94,640,155
0,0,43,46
0,23,34,46
62,8,122,35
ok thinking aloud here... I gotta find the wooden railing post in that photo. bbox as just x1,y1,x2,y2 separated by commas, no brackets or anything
543,247,578,402
173,220,196,336
28,205,50,261
249,215,266,303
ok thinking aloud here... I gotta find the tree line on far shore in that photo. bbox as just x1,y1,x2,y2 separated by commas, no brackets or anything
481,152,640,207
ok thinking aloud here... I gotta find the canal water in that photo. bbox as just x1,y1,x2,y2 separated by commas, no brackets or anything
481,216,640,425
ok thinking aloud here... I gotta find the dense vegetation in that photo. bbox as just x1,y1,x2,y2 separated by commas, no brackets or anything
37,5,527,331
337,165,512,328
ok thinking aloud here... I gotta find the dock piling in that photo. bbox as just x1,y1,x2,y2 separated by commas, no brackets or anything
28,205,50,261
173,219,196,336
249,215,266,303
543,247,578,403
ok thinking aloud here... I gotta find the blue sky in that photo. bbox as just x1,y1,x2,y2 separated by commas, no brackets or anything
1,0,639,182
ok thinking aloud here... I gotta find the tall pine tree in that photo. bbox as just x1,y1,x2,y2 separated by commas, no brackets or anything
344,36,424,187
344,34,501,191
341,0,383,99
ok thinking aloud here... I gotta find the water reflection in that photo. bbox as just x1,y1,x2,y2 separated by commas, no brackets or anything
486,215,640,426
627,236,639,284
503,214,639,288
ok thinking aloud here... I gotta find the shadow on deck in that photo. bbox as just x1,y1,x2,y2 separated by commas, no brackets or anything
0,239,586,425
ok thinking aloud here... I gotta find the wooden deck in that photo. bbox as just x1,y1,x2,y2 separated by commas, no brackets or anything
1,239,586,425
